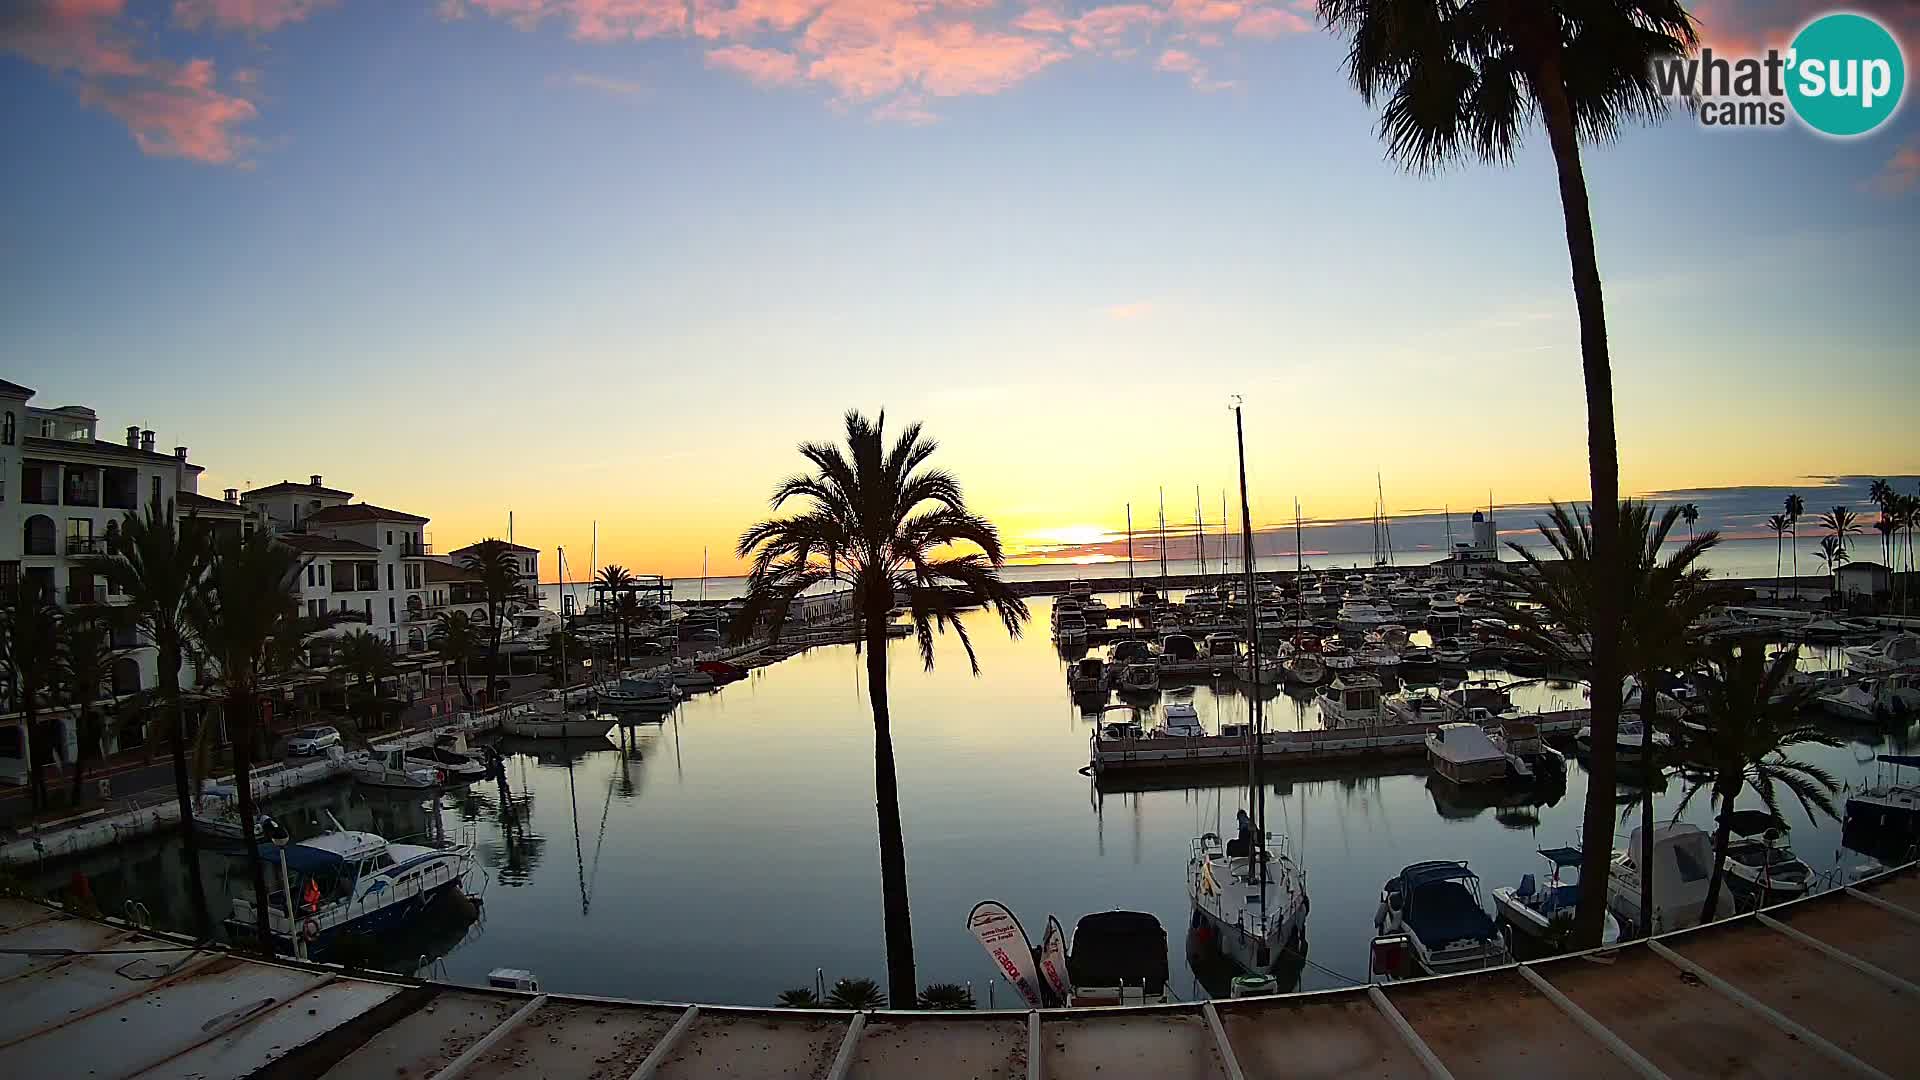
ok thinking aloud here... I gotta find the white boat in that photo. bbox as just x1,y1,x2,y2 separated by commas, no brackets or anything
1488,718,1564,779
1116,660,1160,694
1317,674,1387,727
1721,830,1815,904
1844,754,1920,857
1819,674,1920,721
1053,611,1090,644
1201,633,1242,664
668,662,716,688
1575,717,1671,757
1374,861,1508,976
1156,701,1205,738
230,826,473,957
1068,656,1108,694
1607,822,1715,935
1188,819,1310,976
1336,601,1396,634
405,731,490,782
500,698,616,740
600,674,680,709
1843,631,1920,675
1284,652,1329,686
1063,911,1172,1007
349,746,443,789
1425,723,1510,785
192,782,256,843
1491,848,1622,947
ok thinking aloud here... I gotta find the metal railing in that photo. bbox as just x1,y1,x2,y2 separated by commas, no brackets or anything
65,536,106,555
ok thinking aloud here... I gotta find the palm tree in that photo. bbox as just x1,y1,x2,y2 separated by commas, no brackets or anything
86,498,210,854
734,410,1029,1005
917,982,977,1010
1785,493,1805,599
1500,501,1726,937
594,564,635,664
1680,502,1699,538
57,612,117,806
1316,0,1695,947
333,630,396,734
431,610,481,707
459,540,521,701
776,987,822,1008
191,529,309,954
1876,515,1898,601
543,628,583,681
1672,640,1839,921
1764,514,1790,601
1899,493,1920,615
825,976,888,1010
1812,536,1850,607
1,582,62,810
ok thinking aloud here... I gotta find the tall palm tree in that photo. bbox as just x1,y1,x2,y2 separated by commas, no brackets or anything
1899,493,1919,615
1,582,62,810
1812,536,1850,606
1316,0,1695,947
58,612,117,806
459,540,521,701
431,610,481,707
1876,515,1897,599
594,564,635,664
191,529,309,953
86,498,210,853
1785,493,1805,599
1680,502,1699,538
733,410,1029,1005
1764,514,1790,601
333,629,396,734
1500,501,1726,937
1673,640,1839,921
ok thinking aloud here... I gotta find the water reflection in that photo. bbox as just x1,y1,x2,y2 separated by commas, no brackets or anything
26,593,1920,1004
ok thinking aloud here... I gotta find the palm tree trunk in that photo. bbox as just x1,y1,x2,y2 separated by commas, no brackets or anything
1535,59,1624,951
1790,527,1798,599
1774,534,1782,600
864,598,916,1007
69,708,91,806
1638,675,1658,937
228,687,275,954
159,647,212,936
1700,779,1739,922
26,705,48,811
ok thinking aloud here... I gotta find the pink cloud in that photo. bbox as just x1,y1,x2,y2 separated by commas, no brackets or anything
1155,45,1232,90
1066,3,1161,51
693,0,827,39
1234,6,1309,39
707,43,803,85
1872,139,1920,195
1,0,259,163
1691,1,1920,55
872,91,938,124
1011,5,1067,33
172,0,334,32
1169,0,1242,25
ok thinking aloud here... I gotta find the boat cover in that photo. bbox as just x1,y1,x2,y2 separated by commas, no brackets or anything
1408,881,1494,945
254,842,346,874
1719,809,1788,837
1067,911,1169,994
1537,847,1583,868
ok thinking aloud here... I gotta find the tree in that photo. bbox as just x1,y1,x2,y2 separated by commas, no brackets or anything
86,498,211,863
1812,536,1850,606
1316,0,1695,947
333,629,397,734
825,976,888,1010
191,529,309,954
460,540,522,700
58,612,117,806
1500,501,1726,938
776,987,822,1008
1785,493,1805,599
594,564,635,663
918,982,977,1010
1672,640,1839,921
1764,515,1789,601
1680,502,1699,538
1,582,62,810
431,610,481,707
734,410,1029,1005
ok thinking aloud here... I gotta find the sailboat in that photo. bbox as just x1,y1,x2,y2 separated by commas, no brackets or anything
1187,399,1310,980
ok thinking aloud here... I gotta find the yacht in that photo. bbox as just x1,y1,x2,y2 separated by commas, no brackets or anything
1188,821,1310,977
668,661,716,688
1491,848,1622,948
1157,701,1205,738
1283,652,1329,686
1575,717,1671,758
1844,631,1920,675
1843,753,1920,857
1489,718,1565,779
500,695,617,739
1607,822,1715,934
231,826,473,957
405,731,491,782
1317,674,1388,727
1109,638,1157,667
501,607,564,652
1053,611,1090,645
1819,674,1920,721
348,746,443,789
1159,634,1203,669
1425,723,1510,785
1336,601,1396,634
600,674,680,709
1116,660,1160,695
1068,656,1108,694
1374,861,1507,975
1202,633,1241,664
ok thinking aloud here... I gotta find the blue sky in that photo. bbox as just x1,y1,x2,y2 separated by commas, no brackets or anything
3,0,1916,573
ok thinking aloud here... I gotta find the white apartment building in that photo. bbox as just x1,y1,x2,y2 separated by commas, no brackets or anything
275,503,435,655
445,540,541,611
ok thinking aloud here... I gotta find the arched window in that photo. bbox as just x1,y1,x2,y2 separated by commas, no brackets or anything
112,657,142,696
23,514,55,556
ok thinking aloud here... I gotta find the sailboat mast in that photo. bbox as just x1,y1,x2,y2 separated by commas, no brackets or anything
702,547,708,603
1196,486,1206,579
1126,503,1135,618
1158,487,1168,581
1233,400,1266,905
1294,498,1303,575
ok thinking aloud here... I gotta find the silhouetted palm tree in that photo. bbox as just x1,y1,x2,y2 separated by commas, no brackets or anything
57,612,117,806
1316,0,1695,947
1785,493,1805,598
460,540,522,700
1764,514,1790,601
1,582,62,810
191,529,309,953
1680,502,1699,538
1812,536,1850,606
86,498,209,852
734,410,1029,1004
1500,501,1726,937
334,629,396,734
594,564,635,663
1673,641,1839,921
431,610,481,706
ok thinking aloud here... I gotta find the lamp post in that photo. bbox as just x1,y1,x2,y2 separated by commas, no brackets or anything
264,816,304,962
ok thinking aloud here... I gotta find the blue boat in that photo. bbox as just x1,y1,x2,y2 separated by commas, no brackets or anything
1375,861,1509,976
229,828,473,955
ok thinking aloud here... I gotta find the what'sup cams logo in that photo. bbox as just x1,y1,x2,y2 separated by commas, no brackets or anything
1652,10,1907,135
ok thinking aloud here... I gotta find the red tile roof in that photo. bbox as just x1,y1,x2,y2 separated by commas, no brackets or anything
424,560,483,583
277,533,380,555
303,502,428,525
241,480,355,499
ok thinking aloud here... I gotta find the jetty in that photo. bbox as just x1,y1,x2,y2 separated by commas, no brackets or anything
0,860,1914,1077
1089,709,1589,776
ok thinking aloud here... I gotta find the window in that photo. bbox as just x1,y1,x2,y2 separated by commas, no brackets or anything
387,597,395,623
386,564,394,590
308,599,321,618
306,565,315,587
338,599,346,612
38,417,54,438
150,476,160,506
386,530,393,545
65,518,95,556
1,411,11,445
318,564,326,586
364,598,372,620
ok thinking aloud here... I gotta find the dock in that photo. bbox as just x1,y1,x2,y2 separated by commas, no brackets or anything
1090,710,1589,775
0,861,1915,1078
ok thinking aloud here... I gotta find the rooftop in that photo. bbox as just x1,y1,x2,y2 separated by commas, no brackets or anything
0,862,1911,1078
304,502,430,525
20,436,205,470
425,559,483,583
277,533,381,555
0,379,34,397
176,490,250,516
242,479,355,499
451,540,538,554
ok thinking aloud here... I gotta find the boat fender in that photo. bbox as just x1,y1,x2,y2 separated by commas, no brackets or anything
436,770,448,784
302,918,321,942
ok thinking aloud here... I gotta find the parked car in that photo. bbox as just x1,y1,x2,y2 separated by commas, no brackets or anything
286,726,342,756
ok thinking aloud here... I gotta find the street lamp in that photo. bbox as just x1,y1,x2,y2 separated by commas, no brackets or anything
262,816,304,962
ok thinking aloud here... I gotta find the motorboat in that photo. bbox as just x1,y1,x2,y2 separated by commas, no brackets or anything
1621,672,1701,715
1064,911,1172,1006
1159,634,1202,668
1819,674,1920,722
1491,848,1622,947
1399,646,1436,670
1431,639,1473,668
1717,812,1814,905
1425,723,1510,785
1843,754,1920,858
1284,652,1329,686
1843,631,1920,675
405,731,490,782
1109,638,1157,667
1488,718,1565,778
1575,717,1671,758
192,782,260,844
1116,660,1160,695
1237,655,1286,685
500,698,617,740
600,674,680,710
1067,580,1094,600
349,746,444,789
695,659,749,681
1157,702,1205,738
1607,822,1715,935
1202,633,1242,664
668,661,716,688
1053,611,1089,645
1374,861,1507,976
1336,601,1396,634
1188,818,1310,976
231,826,473,957
1068,656,1108,694
1317,674,1387,727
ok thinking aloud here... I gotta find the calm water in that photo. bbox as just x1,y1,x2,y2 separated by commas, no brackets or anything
42,595,1917,1005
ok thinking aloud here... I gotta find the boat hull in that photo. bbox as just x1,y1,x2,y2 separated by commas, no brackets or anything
500,718,615,739
1427,750,1510,786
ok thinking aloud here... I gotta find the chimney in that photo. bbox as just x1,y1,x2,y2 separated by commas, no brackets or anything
140,429,155,453
310,474,323,487
125,425,139,447
224,488,238,503
173,446,188,461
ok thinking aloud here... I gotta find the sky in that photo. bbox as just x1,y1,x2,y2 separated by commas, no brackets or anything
4,0,1918,578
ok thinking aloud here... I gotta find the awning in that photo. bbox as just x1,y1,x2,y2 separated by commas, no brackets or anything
1537,847,1583,868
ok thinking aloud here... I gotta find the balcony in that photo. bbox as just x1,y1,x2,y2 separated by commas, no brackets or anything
66,535,107,556
64,584,98,606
